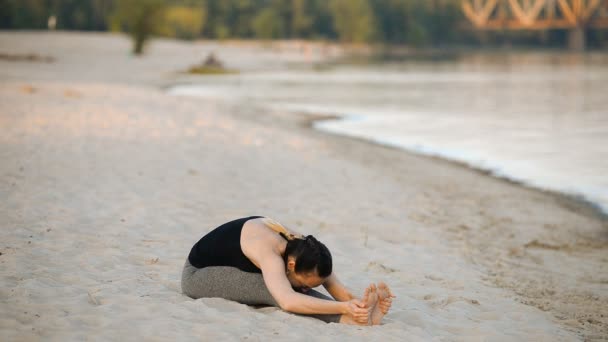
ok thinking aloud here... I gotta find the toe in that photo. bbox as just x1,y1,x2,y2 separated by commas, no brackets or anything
362,287,370,302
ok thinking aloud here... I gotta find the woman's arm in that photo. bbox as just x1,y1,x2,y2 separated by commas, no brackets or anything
258,249,367,319
323,273,356,302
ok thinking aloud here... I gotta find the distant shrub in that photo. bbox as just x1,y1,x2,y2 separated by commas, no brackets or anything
187,52,237,75
187,65,238,75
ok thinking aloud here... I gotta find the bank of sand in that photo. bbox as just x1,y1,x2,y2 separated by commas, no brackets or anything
1,32,607,341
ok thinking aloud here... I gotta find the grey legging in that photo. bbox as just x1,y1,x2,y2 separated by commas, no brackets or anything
181,259,340,323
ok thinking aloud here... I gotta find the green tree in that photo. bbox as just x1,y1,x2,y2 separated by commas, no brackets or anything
202,0,233,39
49,0,114,31
269,0,292,38
369,0,409,44
159,5,205,40
291,0,312,38
112,0,166,55
252,7,283,39
0,0,48,29
404,1,430,46
230,0,258,38
329,0,376,43
308,0,336,40
369,0,463,47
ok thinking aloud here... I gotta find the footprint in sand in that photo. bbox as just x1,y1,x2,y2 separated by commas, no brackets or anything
425,274,443,282
425,295,480,308
366,261,398,273
429,295,459,308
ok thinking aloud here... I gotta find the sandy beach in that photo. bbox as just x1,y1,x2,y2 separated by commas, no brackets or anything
1,32,607,341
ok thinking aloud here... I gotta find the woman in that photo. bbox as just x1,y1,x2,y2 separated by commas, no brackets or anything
181,216,394,325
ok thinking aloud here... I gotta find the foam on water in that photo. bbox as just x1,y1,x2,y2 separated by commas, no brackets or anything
169,55,608,214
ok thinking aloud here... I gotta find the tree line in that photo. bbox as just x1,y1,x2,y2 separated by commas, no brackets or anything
1,0,605,54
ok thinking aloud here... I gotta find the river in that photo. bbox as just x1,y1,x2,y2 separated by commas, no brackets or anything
169,52,608,214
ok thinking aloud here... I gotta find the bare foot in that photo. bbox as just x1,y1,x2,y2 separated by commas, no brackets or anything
377,282,395,314
371,282,395,325
339,286,377,325
363,284,379,325
340,284,379,325
339,313,366,325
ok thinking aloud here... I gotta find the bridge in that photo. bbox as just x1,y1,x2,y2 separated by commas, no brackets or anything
461,0,608,49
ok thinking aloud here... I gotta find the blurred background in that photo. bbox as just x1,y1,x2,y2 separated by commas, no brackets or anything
1,0,607,53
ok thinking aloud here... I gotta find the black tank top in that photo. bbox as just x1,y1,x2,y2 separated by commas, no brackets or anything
188,216,264,273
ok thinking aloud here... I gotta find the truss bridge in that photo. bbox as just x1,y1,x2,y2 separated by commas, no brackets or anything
461,0,608,49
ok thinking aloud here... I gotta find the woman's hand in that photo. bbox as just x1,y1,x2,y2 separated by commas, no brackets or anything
344,299,370,324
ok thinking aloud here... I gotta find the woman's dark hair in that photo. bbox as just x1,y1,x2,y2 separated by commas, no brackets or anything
283,235,332,278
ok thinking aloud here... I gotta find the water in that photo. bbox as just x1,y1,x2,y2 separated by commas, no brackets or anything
169,53,608,214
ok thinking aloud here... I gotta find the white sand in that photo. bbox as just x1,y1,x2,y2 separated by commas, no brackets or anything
1,32,607,341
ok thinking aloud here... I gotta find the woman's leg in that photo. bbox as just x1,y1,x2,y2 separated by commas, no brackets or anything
181,260,340,323
181,260,277,305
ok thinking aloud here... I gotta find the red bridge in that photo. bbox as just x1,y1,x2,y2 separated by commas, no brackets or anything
461,0,608,49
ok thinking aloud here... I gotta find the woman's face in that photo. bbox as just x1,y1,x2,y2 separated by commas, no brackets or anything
287,271,326,293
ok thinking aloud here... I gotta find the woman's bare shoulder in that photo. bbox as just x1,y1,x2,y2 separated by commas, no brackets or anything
243,217,274,237
241,218,282,256
241,219,286,270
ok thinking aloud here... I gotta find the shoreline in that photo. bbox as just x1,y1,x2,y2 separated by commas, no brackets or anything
312,118,608,221
2,31,607,340
283,110,608,221
166,86,608,223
